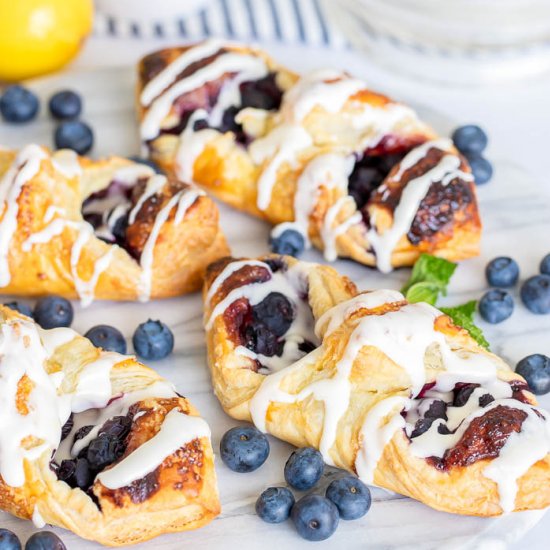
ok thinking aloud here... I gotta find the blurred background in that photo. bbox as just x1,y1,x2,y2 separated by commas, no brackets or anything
2,0,550,84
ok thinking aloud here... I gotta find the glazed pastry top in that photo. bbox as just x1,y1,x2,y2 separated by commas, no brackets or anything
204,257,550,514
0,307,210,507
0,145,206,304
138,41,478,272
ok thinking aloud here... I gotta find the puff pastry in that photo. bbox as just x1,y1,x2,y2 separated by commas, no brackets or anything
203,255,550,516
137,40,481,272
0,144,229,305
0,305,220,546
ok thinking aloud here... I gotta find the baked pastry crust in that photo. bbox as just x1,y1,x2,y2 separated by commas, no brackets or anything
137,41,481,271
0,305,220,546
203,255,550,517
0,144,229,304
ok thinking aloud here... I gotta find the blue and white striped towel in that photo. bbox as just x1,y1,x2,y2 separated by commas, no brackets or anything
94,0,349,49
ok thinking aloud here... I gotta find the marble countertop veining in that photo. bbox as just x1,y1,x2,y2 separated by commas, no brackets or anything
0,43,549,549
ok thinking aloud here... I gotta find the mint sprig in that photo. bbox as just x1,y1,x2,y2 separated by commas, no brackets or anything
440,301,490,350
401,254,457,305
402,254,489,349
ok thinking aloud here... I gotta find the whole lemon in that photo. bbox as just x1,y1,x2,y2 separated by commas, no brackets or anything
0,0,93,82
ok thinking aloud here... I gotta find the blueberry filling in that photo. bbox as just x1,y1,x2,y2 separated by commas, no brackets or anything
348,152,407,212
407,381,530,471
61,414,74,440
240,292,296,357
52,413,133,496
159,73,283,145
82,180,138,246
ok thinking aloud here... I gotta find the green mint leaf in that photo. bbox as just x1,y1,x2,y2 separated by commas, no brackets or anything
402,254,457,305
440,300,490,350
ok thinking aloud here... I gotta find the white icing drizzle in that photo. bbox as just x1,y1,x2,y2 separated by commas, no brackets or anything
205,259,270,306
205,259,318,372
483,403,550,513
44,205,66,223
141,50,268,141
0,145,48,287
270,153,356,260
21,217,76,252
140,39,223,107
354,396,409,484
70,223,117,308
110,164,156,186
314,289,405,338
37,327,76,356
127,173,166,224
250,124,313,211
249,291,504,466
32,506,45,528
97,409,210,489
175,109,220,183
368,140,475,273
280,69,365,122
51,149,82,178
321,196,362,262
137,187,202,302
0,315,206,496
56,380,177,461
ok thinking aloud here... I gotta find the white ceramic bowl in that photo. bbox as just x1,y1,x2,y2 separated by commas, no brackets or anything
324,0,550,84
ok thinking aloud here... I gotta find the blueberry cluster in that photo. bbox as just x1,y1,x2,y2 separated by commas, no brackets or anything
239,292,297,358
480,254,550,323
3,299,174,360
409,384,495,439
0,85,93,155
219,425,372,542
451,125,493,185
0,528,66,550
479,254,550,395
54,415,132,494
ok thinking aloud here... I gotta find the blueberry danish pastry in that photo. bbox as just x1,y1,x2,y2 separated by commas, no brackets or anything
203,255,550,516
137,41,481,272
0,305,220,546
0,144,229,304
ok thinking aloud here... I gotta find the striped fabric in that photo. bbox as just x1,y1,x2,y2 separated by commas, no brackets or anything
94,0,349,49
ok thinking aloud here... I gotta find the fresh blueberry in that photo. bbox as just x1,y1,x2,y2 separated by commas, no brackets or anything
132,319,174,360
291,494,339,542
48,90,82,120
540,254,550,275
252,292,295,337
485,257,519,288
325,476,372,520
127,156,163,174
54,120,94,155
284,447,324,491
0,528,21,550
255,487,295,523
24,531,66,550
451,125,488,155
478,289,514,323
270,228,305,257
516,354,550,395
3,301,33,318
466,153,493,185
521,275,550,314
85,325,127,354
219,426,270,473
33,296,73,329
0,85,39,123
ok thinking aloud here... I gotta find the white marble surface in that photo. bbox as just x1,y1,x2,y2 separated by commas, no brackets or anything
1,41,550,549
